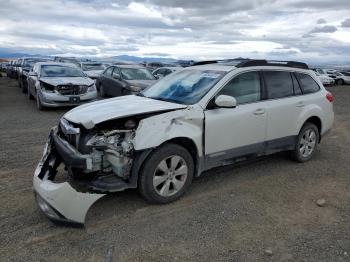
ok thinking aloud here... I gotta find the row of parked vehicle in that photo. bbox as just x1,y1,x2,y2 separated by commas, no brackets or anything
311,67,350,86
1,56,184,110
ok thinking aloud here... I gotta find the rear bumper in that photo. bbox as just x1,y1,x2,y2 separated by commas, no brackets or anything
33,129,105,225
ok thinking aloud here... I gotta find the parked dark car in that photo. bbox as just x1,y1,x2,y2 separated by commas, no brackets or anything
96,65,156,97
6,60,17,78
18,57,53,93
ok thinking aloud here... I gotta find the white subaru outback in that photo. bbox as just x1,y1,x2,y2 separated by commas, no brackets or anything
33,60,334,225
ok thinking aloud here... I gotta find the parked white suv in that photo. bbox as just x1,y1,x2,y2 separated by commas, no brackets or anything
33,60,334,225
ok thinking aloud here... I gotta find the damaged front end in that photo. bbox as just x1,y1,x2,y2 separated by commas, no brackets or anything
33,117,140,225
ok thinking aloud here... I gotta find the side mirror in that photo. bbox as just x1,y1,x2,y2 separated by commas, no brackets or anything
113,74,121,80
28,72,38,77
215,95,237,108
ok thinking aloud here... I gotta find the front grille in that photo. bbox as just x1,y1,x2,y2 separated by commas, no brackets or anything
57,85,88,95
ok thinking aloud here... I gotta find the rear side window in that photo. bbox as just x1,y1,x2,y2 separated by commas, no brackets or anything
264,71,294,99
295,73,320,94
218,71,261,104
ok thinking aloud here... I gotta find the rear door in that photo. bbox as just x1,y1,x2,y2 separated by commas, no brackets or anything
263,70,303,150
100,67,114,95
110,67,124,96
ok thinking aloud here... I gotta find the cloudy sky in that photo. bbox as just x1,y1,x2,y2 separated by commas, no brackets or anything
0,0,350,63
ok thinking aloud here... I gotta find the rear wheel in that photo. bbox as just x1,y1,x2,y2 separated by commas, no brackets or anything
139,143,194,204
336,79,344,85
291,123,319,162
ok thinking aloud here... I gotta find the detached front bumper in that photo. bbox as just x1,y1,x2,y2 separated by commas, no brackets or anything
33,129,105,225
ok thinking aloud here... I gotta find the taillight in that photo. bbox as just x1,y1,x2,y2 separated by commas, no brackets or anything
326,92,334,103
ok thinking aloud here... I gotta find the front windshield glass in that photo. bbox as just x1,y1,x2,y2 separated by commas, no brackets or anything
24,59,49,68
142,69,226,105
41,65,85,77
120,68,155,80
341,72,350,76
82,63,104,71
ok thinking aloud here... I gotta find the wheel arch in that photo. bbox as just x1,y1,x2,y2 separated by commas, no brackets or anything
301,116,322,142
132,136,201,186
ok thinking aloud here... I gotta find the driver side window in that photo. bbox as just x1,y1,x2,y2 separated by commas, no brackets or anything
104,67,113,77
218,71,261,104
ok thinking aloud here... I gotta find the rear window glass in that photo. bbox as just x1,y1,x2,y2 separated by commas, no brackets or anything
296,73,320,94
264,71,294,99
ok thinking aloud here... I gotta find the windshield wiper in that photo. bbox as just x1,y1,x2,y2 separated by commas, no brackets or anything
149,97,185,105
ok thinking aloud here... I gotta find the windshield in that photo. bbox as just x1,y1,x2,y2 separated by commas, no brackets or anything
82,63,104,71
341,72,350,76
120,68,155,80
142,69,226,105
41,65,85,77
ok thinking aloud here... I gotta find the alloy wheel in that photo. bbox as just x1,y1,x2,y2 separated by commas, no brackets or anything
153,155,188,197
299,129,317,158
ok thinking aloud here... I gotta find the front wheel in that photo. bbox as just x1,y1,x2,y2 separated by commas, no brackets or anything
28,87,34,100
36,92,45,111
291,123,319,162
99,84,106,97
139,143,194,204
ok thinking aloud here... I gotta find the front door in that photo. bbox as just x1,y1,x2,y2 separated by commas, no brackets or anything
204,71,267,167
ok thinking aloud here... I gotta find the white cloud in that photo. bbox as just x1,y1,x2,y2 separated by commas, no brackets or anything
0,0,349,63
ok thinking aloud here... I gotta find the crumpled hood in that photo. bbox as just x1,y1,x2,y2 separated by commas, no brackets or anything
84,70,103,78
40,77,94,86
63,95,187,129
125,79,157,89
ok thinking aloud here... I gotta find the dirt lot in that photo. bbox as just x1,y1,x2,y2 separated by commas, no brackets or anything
0,73,349,262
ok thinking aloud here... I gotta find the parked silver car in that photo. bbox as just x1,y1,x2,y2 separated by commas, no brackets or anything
78,62,105,80
27,62,98,110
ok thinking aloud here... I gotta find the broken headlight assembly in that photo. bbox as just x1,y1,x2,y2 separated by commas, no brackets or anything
40,82,55,92
87,83,96,92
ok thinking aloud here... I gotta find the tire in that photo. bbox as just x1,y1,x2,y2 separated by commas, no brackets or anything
139,143,194,204
36,93,45,111
336,79,344,85
99,84,106,97
21,80,27,94
291,122,319,163
28,87,34,100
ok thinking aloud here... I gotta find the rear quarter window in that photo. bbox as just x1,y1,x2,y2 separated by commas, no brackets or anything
296,73,320,94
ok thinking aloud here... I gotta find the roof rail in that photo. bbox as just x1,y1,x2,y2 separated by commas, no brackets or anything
236,59,309,69
192,60,219,66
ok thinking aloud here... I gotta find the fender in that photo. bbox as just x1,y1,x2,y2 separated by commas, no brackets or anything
133,105,204,158
296,103,324,133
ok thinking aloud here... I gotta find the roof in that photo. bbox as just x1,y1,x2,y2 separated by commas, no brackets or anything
189,64,236,72
115,64,146,69
34,62,79,67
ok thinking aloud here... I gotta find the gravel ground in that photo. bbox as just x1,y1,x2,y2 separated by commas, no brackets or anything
0,73,350,262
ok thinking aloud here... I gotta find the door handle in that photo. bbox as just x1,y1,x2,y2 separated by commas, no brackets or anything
296,101,305,108
253,108,265,115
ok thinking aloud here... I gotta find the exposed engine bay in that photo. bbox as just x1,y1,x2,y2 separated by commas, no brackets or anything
54,117,142,193
86,127,135,179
